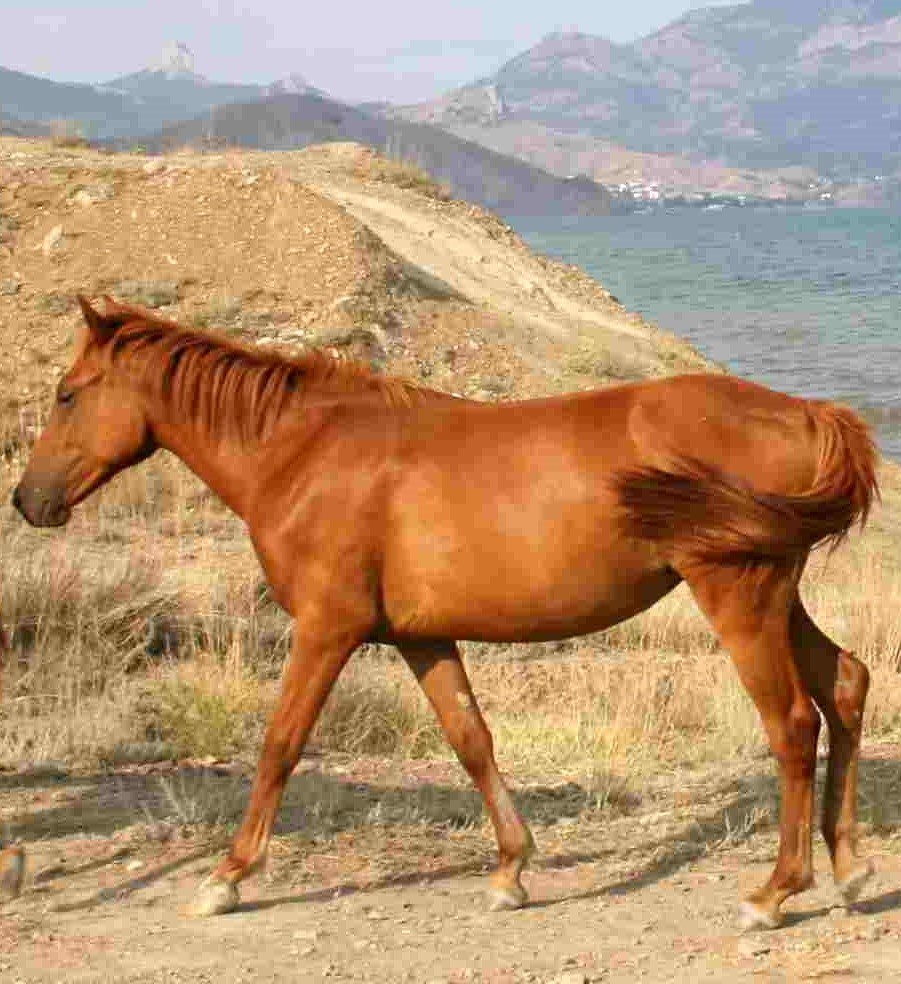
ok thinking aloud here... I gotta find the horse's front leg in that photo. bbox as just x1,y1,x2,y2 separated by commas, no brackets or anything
191,613,365,916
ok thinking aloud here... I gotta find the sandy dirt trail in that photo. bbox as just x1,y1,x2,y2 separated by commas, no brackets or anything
3,753,901,984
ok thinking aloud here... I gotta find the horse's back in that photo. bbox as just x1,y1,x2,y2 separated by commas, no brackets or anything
407,372,831,495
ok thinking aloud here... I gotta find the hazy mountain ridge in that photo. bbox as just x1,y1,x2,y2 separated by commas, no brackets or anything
6,5,901,201
0,44,611,215
388,0,901,177
146,92,614,217
0,43,290,140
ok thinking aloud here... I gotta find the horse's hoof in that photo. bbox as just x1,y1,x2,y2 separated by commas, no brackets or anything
0,845,25,902
189,876,240,917
488,883,527,911
836,858,874,904
737,899,782,932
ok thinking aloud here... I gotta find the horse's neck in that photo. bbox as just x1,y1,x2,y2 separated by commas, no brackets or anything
149,411,265,519
146,373,443,515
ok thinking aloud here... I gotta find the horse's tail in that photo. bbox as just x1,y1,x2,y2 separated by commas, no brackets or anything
614,401,878,565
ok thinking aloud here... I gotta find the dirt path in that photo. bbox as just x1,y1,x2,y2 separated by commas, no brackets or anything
0,138,709,417
297,156,708,382
4,752,901,983
8,851,901,984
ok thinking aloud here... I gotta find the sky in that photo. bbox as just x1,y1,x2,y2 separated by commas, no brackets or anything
0,1,740,104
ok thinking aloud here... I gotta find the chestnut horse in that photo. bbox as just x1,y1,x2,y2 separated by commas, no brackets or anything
13,296,878,929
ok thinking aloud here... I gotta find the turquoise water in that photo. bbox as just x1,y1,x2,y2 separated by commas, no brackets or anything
513,207,901,461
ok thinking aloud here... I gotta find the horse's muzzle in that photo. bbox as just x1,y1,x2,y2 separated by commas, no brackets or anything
11,483,70,527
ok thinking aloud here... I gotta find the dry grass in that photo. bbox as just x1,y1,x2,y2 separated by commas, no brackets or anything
134,652,268,760
2,520,900,781
361,155,452,201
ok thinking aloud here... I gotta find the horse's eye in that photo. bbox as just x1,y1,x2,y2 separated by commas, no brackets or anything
57,390,75,408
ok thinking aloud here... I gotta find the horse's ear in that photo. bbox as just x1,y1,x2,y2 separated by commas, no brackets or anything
75,294,116,349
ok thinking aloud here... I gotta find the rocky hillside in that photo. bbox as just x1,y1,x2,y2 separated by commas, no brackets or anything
388,0,901,181
0,137,707,431
425,120,836,204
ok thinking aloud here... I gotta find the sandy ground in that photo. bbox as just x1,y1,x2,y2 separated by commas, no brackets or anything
3,748,901,984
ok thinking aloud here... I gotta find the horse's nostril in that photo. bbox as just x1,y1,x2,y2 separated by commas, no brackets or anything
11,487,21,512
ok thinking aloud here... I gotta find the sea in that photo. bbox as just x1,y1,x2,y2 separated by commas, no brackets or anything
512,206,901,462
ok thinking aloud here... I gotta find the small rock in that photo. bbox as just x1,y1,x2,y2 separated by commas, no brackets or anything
737,938,770,958
0,278,20,296
142,160,167,175
551,973,587,984
125,860,145,872
41,225,63,256
142,822,175,844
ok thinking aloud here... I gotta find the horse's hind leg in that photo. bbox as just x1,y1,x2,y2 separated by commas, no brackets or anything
684,561,820,930
0,844,24,902
790,600,872,902
399,640,535,910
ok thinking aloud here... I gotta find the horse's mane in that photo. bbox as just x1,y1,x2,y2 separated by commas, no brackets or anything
98,303,425,443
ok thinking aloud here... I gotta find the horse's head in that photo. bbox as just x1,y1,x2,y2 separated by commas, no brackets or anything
13,295,157,527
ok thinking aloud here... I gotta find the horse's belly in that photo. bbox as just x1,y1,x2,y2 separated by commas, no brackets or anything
382,546,679,643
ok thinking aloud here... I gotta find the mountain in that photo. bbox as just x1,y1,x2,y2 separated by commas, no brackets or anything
386,0,901,178
0,65,145,139
264,73,323,98
104,72,261,131
146,92,613,217
0,43,265,140
0,46,611,216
